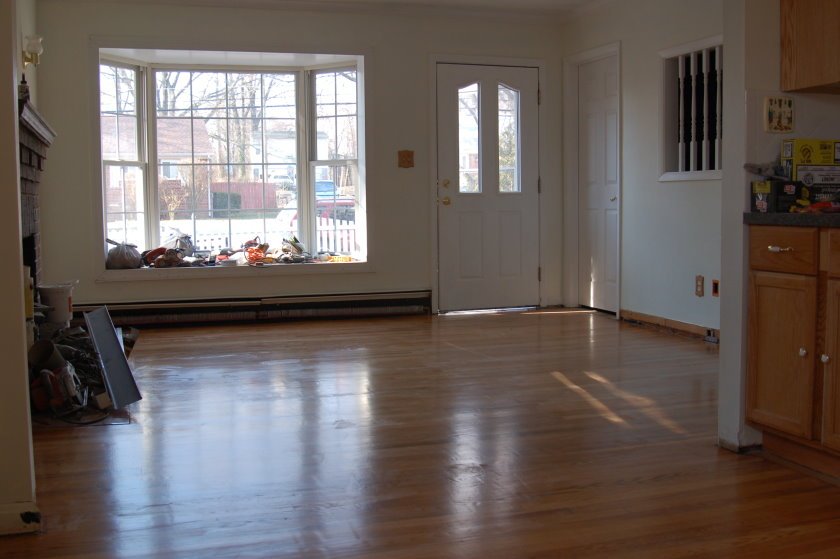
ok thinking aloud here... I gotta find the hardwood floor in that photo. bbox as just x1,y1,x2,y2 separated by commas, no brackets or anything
3,309,840,558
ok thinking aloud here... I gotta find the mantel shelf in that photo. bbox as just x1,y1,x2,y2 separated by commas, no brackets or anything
19,101,56,147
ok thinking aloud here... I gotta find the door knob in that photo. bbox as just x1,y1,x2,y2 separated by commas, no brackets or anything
441,197,451,206
822,354,831,364
799,347,808,358
610,196,617,202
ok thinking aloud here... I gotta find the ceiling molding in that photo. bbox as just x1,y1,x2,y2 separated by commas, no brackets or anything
70,0,595,24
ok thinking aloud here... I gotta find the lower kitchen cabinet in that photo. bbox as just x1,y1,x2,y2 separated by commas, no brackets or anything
747,270,816,439
746,224,840,478
822,279,840,451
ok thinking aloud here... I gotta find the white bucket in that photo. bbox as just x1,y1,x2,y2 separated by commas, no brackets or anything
39,281,78,325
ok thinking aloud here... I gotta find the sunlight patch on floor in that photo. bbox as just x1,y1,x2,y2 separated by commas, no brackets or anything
551,371,626,426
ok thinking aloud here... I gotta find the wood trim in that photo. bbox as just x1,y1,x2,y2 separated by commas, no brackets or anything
780,0,796,91
823,279,840,451
18,102,56,146
620,309,715,339
762,431,840,483
0,502,40,536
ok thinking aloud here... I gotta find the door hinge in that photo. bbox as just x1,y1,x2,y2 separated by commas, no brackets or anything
537,87,541,105
538,176,541,194
538,267,542,282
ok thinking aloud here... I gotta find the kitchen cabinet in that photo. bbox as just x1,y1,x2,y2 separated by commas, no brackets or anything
781,0,840,92
747,226,818,439
745,224,840,478
747,270,816,438
823,279,840,450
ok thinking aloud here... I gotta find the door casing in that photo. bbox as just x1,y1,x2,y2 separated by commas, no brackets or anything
562,43,622,315
429,55,547,313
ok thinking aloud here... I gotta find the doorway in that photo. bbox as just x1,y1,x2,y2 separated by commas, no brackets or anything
563,44,621,314
436,63,540,312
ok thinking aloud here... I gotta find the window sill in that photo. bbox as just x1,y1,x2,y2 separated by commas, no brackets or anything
96,260,372,283
659,170,723,182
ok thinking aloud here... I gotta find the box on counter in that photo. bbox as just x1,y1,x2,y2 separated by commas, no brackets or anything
782,138,840,166
791,164,840,186
810,184,840,202
751,180,806,213
751,180,840,213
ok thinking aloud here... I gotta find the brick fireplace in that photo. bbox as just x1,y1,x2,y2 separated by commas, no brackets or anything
19,101,56,288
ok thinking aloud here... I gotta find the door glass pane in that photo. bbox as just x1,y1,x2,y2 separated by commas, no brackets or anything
458,83,480,193
498,84,520,193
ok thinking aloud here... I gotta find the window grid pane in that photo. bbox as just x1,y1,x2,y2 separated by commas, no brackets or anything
314,69,357,160
103,164,146,249
313,163,359,254
153,69,299,249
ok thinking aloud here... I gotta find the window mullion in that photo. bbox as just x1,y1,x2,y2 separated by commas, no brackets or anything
145,65,160,248
300,69,314,249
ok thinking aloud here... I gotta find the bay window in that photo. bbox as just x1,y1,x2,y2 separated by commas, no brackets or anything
99,50,365,262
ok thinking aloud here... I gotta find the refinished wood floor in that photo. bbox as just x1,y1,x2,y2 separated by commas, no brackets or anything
4,310,840,558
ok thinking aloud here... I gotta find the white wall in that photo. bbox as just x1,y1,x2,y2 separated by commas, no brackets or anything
16,0,37,104
0,0,39,536
718,0,840,449
36,0,563,306
560,0,723,329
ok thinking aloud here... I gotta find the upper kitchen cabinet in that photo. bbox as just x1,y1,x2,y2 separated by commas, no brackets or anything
781,0,840,92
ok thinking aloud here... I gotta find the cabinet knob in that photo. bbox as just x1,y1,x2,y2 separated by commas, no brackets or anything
767,245,794,253
822,354,831,364
799,347,808,358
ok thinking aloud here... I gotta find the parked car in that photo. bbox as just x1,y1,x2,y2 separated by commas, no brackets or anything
315,180,337,198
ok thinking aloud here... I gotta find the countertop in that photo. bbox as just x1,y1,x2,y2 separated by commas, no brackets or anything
743,212,840,227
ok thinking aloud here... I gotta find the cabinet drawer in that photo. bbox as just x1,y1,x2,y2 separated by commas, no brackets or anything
749,226,818,275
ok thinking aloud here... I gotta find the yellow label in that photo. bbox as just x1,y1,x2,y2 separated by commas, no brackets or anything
782,139,840,165
752,181,771,194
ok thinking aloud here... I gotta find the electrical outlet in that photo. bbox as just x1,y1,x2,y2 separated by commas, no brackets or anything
712,279,720,297
695,275,705,297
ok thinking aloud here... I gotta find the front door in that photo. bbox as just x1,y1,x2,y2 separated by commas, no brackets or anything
577,54,620,313
436,63,540,312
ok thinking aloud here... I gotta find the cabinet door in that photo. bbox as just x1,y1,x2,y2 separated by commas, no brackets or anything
747,271,817,438
823,280,840,450
781,0,840,92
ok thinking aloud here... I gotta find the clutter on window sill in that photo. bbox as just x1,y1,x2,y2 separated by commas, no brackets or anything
106,231,357,270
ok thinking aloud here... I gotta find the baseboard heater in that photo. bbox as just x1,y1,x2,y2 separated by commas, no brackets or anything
72,291,432,327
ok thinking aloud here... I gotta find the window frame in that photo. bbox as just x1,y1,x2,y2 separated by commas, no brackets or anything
308,67,361,254
99,60,149,249
98,54,366,265
658,35,723,183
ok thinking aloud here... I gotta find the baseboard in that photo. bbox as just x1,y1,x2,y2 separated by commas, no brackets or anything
762,432,840,484
0,502,40,535
717,438,761,454
620,309,719,341
71,291,432,327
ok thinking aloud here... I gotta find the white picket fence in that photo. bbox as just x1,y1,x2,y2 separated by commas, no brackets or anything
316,217,356,253
110,216,357,255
